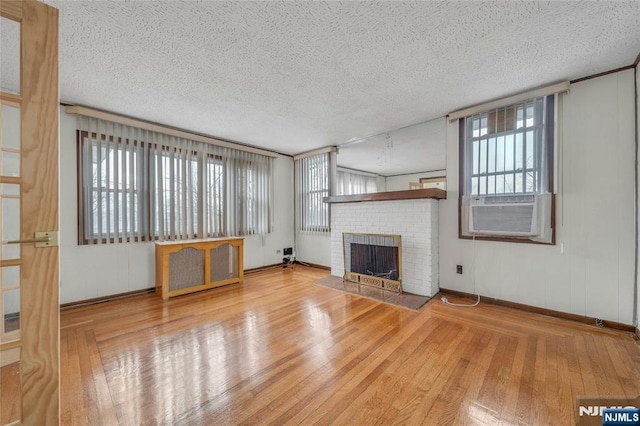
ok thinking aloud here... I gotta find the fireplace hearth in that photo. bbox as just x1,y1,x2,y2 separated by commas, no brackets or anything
343,233,402,292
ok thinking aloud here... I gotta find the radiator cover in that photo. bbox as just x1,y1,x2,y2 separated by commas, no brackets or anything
155,237,244,299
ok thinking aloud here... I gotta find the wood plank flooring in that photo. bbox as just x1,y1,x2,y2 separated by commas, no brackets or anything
5,265,640,425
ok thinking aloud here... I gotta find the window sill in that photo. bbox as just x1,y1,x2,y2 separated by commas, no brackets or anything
457,233,555,246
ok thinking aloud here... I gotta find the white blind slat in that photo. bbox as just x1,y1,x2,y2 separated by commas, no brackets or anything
95,118,103,243
295,152,331,233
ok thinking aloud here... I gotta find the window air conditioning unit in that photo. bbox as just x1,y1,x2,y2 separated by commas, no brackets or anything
468,194,539,236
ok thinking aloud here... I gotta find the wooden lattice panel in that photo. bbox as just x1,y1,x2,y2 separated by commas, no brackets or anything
345,272,359,283
381,279,401,292
345,272,402,293
359,274,384,288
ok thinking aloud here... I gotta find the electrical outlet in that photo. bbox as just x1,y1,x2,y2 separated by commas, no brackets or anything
456,265,463,274
276,249,281,254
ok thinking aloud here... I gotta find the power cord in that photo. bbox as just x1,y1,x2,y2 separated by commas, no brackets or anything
441,232,480,307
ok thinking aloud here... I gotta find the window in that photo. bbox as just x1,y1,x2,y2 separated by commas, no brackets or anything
204,155,225,237
464,96,551,196
150,146,201,240
79,132,146,241
77,117,273,244
459,94,556,243
230,153,273,236
336,169,379,195
296,152,331,232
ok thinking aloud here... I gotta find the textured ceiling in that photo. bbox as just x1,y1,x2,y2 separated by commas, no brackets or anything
2,1,639,175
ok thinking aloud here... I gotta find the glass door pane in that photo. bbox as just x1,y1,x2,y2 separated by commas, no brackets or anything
1,102,21,341
1,183,20,261
0,99,21,425
0,16,20,94
1,103,20,178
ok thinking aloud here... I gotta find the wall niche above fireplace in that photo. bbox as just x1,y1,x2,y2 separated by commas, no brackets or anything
343,233,402,293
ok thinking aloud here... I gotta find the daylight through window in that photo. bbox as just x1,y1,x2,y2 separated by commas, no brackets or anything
78,117,273,244
465,96,551,196
295,152,331,232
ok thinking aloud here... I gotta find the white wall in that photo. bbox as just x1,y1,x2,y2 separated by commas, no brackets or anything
59,109,294,304
385,170,446,191
439,70,636,325
295,232,331,267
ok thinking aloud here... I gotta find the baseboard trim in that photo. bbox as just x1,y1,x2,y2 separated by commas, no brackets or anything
244,263,287,274
439,288,636,333
60,287,156,310
61,263,302,309
635,327,640,343
294,261,331,271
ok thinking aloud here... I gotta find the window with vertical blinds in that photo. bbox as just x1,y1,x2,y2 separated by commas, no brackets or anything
295,152,330,232
77,116,273,244
336,169,378,195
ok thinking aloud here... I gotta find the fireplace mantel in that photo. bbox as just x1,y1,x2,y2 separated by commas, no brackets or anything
323,188,446,204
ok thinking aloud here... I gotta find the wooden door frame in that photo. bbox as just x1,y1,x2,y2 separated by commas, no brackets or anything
0,1,59,424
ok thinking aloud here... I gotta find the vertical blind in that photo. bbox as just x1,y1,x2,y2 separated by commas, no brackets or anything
295,152,330,232
78,116,273,244
336,170,378,195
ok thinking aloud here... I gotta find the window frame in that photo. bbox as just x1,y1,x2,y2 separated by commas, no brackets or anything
465,99,545,196
78,131,270,245
299,153,330,232
77,130,148,244
457,95,556,245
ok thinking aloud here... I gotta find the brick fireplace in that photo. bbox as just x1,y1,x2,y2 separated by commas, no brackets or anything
326,190,443,297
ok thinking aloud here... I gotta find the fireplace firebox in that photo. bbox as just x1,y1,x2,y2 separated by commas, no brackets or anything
342,233,402,292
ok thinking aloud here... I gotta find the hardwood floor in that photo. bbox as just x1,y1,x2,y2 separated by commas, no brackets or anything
8,265,640,425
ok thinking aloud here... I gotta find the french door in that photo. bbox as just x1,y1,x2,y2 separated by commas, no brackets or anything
0,1,59,424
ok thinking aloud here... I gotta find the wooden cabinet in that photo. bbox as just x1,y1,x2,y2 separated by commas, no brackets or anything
155,237,243,299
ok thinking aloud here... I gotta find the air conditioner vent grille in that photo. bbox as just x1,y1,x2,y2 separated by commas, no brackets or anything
468,194,539,236
472,205,535,234
483,194,535,204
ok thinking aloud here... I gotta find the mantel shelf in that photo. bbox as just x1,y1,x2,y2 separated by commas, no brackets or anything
323,188,446,204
